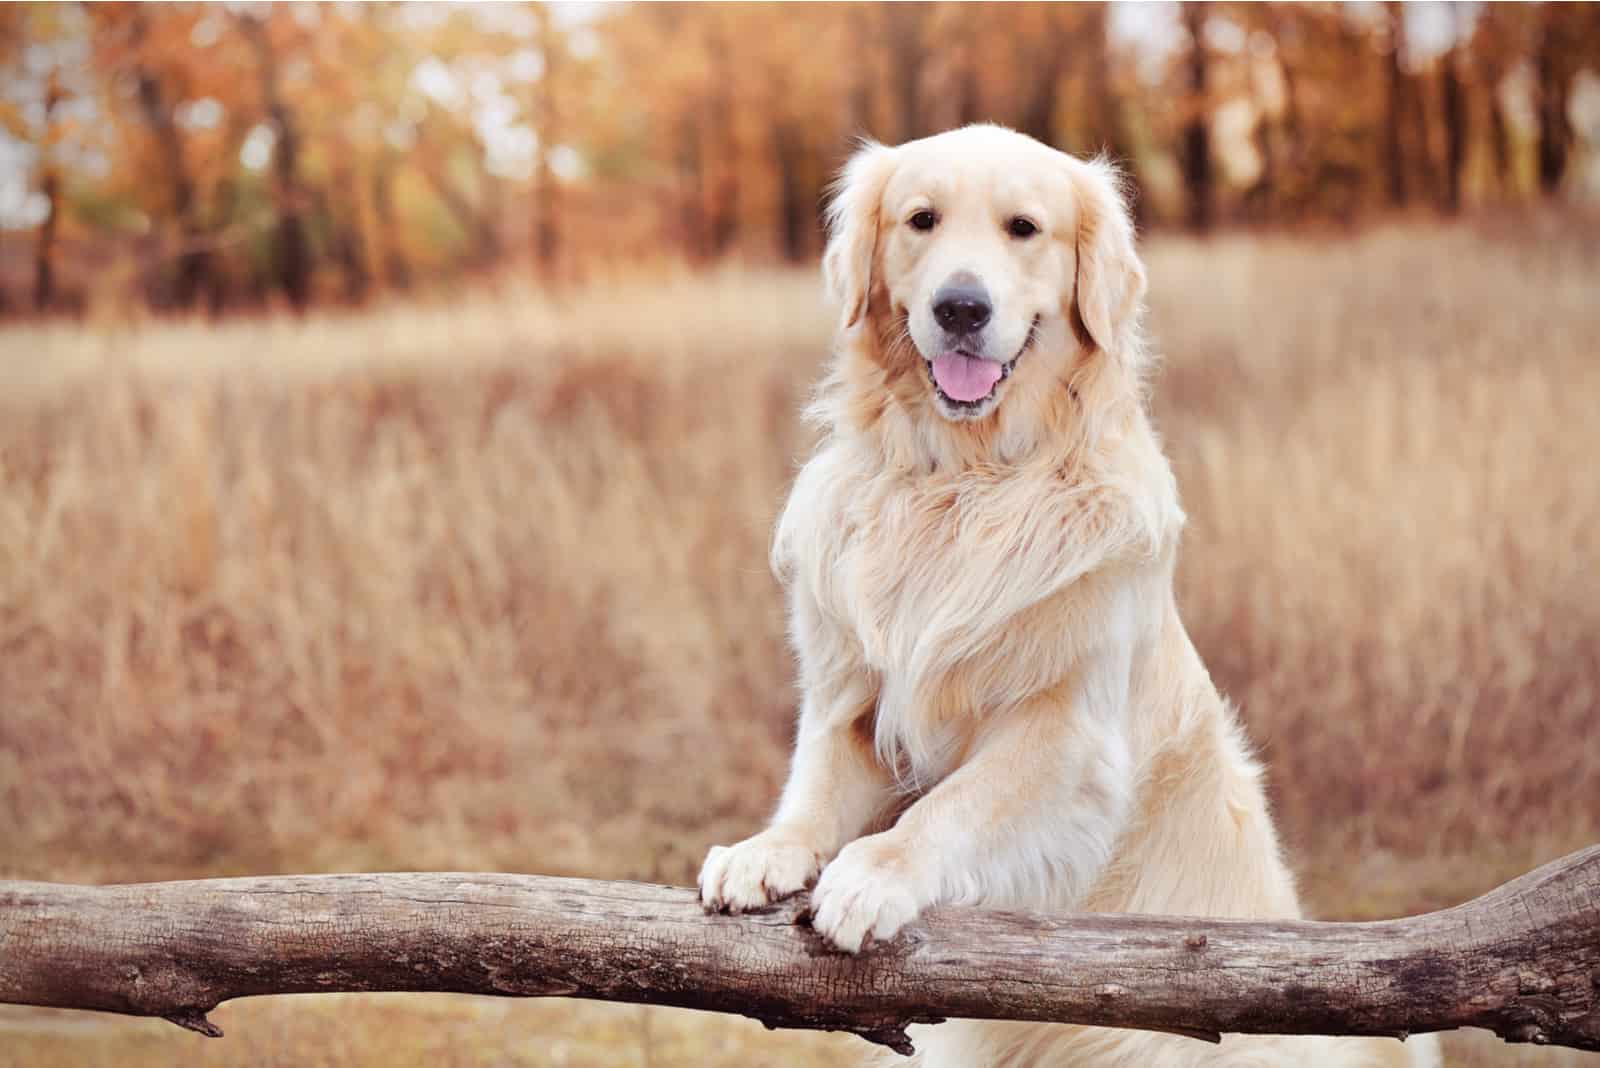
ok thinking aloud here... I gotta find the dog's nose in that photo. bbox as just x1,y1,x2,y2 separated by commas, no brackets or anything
933,282,992,334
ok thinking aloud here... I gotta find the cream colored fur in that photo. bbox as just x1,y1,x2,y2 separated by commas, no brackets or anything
698,126,1438,1068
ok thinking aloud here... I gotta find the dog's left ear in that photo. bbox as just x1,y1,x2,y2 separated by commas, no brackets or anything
823,141,898,330
1069,156,1147,360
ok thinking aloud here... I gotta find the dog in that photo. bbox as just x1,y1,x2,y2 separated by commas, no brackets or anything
699,125,1438,1067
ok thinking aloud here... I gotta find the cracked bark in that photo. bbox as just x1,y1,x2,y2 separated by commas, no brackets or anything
1,847,1597,1057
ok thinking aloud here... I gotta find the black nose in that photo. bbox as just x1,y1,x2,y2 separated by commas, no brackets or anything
933,282,992,334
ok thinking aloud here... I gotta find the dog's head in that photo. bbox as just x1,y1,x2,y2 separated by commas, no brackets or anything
824,125,1146,439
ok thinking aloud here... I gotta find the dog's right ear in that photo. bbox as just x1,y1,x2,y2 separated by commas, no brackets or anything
823,141,897,330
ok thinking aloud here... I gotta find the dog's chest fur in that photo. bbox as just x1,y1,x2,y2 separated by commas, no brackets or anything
775,438,1174,781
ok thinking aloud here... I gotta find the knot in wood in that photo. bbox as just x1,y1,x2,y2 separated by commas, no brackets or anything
1517,970,1557,995
1184,933,1208,951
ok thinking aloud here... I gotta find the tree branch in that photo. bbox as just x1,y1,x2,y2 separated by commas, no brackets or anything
2,848,1598,1056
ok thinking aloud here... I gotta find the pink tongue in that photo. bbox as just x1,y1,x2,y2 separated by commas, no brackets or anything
931,353,1003,402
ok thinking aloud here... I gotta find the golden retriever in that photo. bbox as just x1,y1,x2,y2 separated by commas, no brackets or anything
699,125,1438,1068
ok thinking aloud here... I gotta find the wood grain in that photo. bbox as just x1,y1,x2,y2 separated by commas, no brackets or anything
2,847,1597,1056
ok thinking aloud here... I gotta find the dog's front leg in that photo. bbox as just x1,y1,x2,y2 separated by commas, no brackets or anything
809,671,1132,953
699,670,896,914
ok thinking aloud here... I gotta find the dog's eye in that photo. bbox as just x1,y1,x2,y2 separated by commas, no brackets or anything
908,210,937,232
1007,216,1039,239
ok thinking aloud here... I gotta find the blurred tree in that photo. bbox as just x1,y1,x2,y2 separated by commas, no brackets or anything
1180,3,1214,232
3,3,75,312
529,1,562,277
843,4,879,136
884,2,931,142
4,2,1597,316
1471,5,1528,200
32,72,63,310
1082,3,1144,223
1441,23,1467,214
763,5,849,262
953,8,983,129
1017,6,1067,147
0,10,19,312
1406,39,1443,207
705,10,743,258
1535,2,1582,197
770,57,811,263
1383,2,1409,208
343,3,418,292
89,4,217,308
236,9,311,310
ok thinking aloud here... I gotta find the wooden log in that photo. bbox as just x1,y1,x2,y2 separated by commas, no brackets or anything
1,847,1598,1056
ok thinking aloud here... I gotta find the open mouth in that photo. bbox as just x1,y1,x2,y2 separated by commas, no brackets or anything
925,316,1040,411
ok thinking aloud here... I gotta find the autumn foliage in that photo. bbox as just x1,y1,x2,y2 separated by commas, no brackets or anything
3,2,1597,316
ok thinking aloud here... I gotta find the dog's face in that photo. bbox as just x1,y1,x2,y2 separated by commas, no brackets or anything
880,135,1069,420
825,126,1145,426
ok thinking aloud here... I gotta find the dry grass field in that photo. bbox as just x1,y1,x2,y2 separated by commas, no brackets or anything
2,214,1598,1066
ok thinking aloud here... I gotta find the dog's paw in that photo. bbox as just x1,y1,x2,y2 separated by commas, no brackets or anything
810,835,925,954
698,828,823,914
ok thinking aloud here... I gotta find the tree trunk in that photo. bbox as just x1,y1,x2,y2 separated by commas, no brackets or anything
1085,3,1144,226
32,171,59,312
955,28,982,128
702,20,741,259
530,1,561,278
885,2,929,142
2,848,1598,1056
130,51,211,309
1535,11,1572,197
238,13,312,311
1270,4,1306,183
1180,3,1213,232
773,119,808,263
202,119,253,316
1383,1,1409,208
1441,46,1467,214
1488,85,1513,197
322,181,370,304
846,11,877,138
270,117,312,310
1247,107,1277,222
1018,12,1063,148
31,77,63,312
1409,69,1443,209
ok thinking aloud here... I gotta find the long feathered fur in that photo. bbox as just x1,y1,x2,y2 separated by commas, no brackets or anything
705,126,1437,1068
